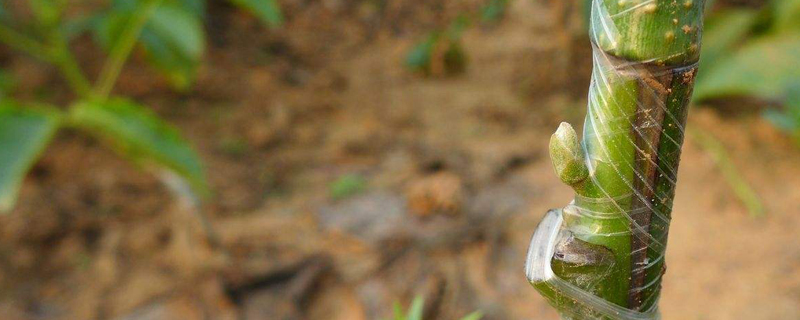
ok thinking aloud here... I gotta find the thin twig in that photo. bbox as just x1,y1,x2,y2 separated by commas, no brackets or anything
52,37,93,97
94,0,163,99
0,24,93,97
0,24,52,61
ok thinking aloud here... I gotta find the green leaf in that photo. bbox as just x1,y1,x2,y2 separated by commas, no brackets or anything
29,0,62,27
407,296,424,320
146,4,204,61
459,311,484,320
787,83,800,109
480,0,508,24
94,0,206,90
63,13,105,41
697,9,758,82
138,3,205,89
0,69,17,99
406,33,439,73
771,0,800,31
0,102,60,212
763,109,797,132
694,35,800,101
230,0,283,28
329,174,366,200
178,0,206,18
69,98,208,197
138,29,198,90
392,301,405,320
764,83,800,144
93,11,126,51
446,15,471,41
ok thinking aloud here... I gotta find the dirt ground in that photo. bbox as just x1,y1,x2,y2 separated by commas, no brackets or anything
0,0,798,319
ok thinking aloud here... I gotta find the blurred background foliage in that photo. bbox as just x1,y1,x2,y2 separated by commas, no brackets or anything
0,0,797,319
0,0,282,212
697,0,800,146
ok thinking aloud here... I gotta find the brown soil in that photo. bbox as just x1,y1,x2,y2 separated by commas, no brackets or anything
0,0,798,319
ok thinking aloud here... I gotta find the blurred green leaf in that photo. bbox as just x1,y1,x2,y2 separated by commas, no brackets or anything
329,174,366,200
62,13,105,40
29,0,62,27
140,3,205,89
95,0,205,90
392,301,404,320
406,14,472,76
0,102,60,212
94,11,126,50
387,295,482,320
146,4,204,61
139,30,198,90
69,98,208,197
763,109,797,131
764,83,800,145
407,296,424,320
694,34,800,101
787,83,800,108
406,32,439,73
771,0,800,31
459,311,484,320
697,9,758,83
446,15,471,40
480,0,508,24
0,69,17,99
178,0,206,18
230,0,283,28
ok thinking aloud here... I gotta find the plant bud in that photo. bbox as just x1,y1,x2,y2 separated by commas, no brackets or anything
549,122,589,187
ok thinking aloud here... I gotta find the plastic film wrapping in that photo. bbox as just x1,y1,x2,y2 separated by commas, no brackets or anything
525,0,704,319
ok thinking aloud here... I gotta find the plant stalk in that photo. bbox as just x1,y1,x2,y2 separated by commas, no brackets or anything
94,0,163,100
51,39,93,97
529,0,705,318
0,22,92,97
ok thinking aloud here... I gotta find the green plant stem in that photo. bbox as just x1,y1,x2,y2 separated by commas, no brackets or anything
533,0,705,317
94,0,163,100
52,39,93,97
0,25,52,61
0,24,93,97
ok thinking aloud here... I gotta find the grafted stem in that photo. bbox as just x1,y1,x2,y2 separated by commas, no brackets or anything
529,0,705,318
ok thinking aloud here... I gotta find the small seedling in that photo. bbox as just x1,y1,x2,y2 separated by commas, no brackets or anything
405,0,509,76
389,296,482,320
329,174,367,200
0,0,283,212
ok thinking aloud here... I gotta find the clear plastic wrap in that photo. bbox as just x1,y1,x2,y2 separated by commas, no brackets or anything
525,0,704,319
